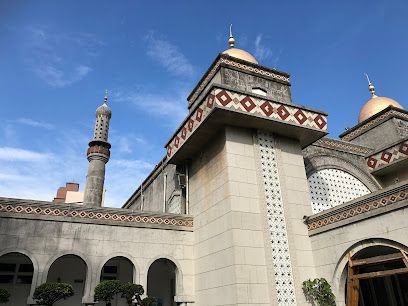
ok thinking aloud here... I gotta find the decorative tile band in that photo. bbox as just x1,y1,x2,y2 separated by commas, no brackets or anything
306,188,408,231
341,109,408,141
0,203,193,228
314,138,372,155
167,88,327,160
258,131,296,306
366,140,408,170
188,56,290,106
87,145,110,157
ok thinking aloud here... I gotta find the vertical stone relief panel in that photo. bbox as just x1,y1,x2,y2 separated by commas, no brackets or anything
308,169,370,214
257,131,296,306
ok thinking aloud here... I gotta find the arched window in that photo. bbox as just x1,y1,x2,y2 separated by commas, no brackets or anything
0,252,34,306
100,257,134,306
47,255,87,306
147,258,177,306
252,87,267,97
308,168,370,214
345,245,408,305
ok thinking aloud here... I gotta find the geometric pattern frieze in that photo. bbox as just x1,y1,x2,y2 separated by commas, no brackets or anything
366,140,408,171
0,202,193,227
167,87,327,160
306,188,408,231
314,138,372,155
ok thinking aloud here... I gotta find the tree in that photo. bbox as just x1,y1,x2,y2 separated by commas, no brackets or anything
0,288,10,304
94,280,122,306
33,283,74,306
120,282,144,306
302,278,336,306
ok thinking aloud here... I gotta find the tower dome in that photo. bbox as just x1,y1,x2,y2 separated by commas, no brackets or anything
96,94,112,119
222,25,258,64
358,76,403,123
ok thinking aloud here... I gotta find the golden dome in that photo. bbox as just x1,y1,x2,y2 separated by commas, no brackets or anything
358,77,403,123
358,96,403,123
222,48,258,64
222,24,258,64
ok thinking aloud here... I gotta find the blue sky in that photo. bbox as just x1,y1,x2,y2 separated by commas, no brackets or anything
0,0,407,207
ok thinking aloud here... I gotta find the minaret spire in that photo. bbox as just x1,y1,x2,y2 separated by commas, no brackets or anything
104,89,108,104
228,24,235,48
364,73,376,97
83,92,112,207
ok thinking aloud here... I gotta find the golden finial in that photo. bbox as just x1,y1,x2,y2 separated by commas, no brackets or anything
364,73,376,97
228,24,235,48
104,89,108,104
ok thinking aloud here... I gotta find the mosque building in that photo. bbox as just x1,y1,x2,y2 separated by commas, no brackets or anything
1,29,408,306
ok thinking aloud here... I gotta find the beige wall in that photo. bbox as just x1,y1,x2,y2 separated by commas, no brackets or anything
189,127,271,306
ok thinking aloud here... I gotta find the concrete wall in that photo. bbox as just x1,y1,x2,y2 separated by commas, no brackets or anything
189,127,272,306
349,118,408,148
127,164,186,214
0,217,194,305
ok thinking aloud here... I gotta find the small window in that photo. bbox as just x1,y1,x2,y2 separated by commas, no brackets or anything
0,263,15,272
16,275,33,284
19,264,34,273
103,266,117,274
252,88,267,96
0,275,14,283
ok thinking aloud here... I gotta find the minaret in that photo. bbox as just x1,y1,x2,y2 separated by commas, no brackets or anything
83,91,112,207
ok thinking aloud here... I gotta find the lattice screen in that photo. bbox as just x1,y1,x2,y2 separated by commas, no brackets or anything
308,168,370,214
257,131,296,306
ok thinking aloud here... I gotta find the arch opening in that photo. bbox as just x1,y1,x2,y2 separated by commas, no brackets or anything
0,252,34,306
147,258,177,306
46,254,87,306
344,245,408,306
100,256,134,306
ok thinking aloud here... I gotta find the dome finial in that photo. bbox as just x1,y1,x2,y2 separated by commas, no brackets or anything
228,24,235,48
104,89,108,104
364,73,376,97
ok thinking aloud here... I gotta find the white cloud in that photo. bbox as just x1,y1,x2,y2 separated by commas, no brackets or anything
113,134,146,154
0,129,154,208
114,88,188,126
145,32,195,77
0,147,52,161
254,34,273,62
104,158,154,207
25,26,100,87
16,118,54,130
34,64,92,88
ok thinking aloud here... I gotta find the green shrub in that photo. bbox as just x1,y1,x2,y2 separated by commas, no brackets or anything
33,283,74,306
302,278,336,306
0,288,10,304
140,296,157,306
120,282,144,306
94,280,122,306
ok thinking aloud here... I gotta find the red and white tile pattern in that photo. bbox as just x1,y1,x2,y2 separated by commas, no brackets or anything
307,188,408,231
366,140,408,170
167,88,327,160
0,203,193,228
